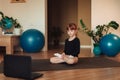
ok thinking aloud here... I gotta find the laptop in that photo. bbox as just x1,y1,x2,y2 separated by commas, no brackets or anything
4,55,43,80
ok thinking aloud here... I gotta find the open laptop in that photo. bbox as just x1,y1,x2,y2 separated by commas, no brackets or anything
4,55,43,80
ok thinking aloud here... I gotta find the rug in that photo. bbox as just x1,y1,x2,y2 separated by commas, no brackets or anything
31,57,120,71
0,57,120,73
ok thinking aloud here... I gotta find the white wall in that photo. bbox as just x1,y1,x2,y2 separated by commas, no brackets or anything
92,0,120,37
0,0,46,33
0,0,47,51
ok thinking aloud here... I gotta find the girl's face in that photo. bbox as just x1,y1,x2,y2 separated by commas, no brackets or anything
67,28,77,37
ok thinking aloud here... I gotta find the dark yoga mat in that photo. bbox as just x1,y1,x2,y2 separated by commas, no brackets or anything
32,57,120,71
0,57,120,73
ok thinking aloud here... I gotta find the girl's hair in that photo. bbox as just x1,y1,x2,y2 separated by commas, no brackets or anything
67,23,77,30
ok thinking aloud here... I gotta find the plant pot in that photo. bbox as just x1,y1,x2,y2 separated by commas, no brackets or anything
14,28,21,35
93,43,101,57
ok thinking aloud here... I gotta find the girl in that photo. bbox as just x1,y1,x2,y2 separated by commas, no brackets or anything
50,23,80,64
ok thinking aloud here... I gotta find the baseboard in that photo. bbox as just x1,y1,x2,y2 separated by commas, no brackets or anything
80,45,92,48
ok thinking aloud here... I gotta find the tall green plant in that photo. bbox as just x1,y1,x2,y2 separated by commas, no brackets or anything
79,19,119,44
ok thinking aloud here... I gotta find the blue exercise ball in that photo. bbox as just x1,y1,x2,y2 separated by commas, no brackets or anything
99,34,120,57
20,29,45,53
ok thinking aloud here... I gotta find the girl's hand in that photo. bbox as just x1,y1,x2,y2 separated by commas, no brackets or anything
61,53,69,60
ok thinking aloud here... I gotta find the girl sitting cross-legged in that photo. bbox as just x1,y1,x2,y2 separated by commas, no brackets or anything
50,23,80,64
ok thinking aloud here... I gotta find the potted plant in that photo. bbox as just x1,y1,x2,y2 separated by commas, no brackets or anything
0,11,22,35
79,19,119,44
79,19,119,56
0,11,14,34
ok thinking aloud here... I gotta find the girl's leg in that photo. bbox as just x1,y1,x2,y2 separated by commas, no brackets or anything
64,56,78,64
50,57,65,64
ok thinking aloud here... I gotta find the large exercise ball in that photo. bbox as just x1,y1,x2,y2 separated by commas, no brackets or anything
99,34,120,57
20,29,45,53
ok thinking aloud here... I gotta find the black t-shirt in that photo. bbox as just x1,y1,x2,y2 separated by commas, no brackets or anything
64,37,80,57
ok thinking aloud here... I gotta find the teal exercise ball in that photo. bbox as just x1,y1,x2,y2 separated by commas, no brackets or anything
20,29,45,53
100,34,120,57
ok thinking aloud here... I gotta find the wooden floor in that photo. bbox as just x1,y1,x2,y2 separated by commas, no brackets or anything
0,46,120,80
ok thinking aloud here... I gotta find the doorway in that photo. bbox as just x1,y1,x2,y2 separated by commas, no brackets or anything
47,0,78,50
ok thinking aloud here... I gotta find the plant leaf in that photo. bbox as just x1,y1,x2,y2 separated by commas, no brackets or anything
0,11,4,18
80,19,86,28
108,21,119,29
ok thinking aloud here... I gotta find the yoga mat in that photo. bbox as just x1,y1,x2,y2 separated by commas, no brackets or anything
0,57,120,73
32,57,120,71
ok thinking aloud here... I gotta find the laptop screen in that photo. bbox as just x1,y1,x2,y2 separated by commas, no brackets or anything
4,55,32,79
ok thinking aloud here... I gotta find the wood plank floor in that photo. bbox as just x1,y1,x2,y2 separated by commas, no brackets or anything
0,47,120,80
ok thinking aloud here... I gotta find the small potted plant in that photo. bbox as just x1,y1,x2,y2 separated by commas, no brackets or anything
0,11,22,35
0,11,14,34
